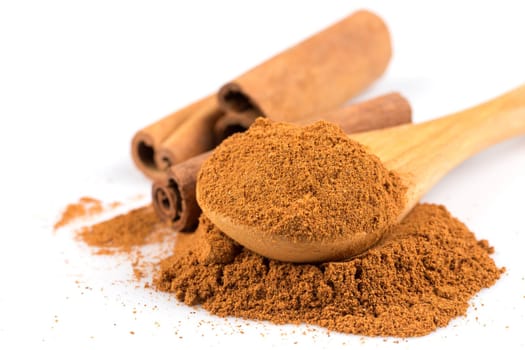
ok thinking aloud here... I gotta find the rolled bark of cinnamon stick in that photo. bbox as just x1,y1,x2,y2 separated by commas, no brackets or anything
153,151,211,231
298,92,412,130
155,97,223,171
131,94,216,180
153,93,411,232
218,10,392,122
213,109,261,141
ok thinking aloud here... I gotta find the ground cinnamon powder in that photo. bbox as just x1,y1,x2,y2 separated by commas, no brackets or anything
63,120,502,338
156,119,502,337
54,197,107,229
73,204,176,281
155,204,503,337
198,118,406,246
77,205,172,253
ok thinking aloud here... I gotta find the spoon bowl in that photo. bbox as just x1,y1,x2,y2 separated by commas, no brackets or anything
202,205,382,262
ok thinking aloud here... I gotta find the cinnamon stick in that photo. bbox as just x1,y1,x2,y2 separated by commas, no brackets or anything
153,93,412,232
213,93,411,142
131,94,216,180
213,109,261,141
153,151,211,231
133,10,391,180
155,97,223,171
298,92,412,130
218,10,392,122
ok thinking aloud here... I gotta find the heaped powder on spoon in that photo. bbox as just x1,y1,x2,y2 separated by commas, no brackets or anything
197,118,406,255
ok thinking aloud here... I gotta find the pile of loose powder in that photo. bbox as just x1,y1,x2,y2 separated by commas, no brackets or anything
78,205,172,253
197,118,406,247
155,204,503,337
75,204,175,280
157,119,502,336
54,197,109,229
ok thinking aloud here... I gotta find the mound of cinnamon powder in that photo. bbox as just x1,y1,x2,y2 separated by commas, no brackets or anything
197,118,406,246
54,197,106,229
155,204,503,337
78,205,172,252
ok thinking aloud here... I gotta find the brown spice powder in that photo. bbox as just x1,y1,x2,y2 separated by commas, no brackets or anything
155,204,503,337
63,121,502,337
74,204,176,282
198,119,406,244
54,197,108,229
77,205,172,252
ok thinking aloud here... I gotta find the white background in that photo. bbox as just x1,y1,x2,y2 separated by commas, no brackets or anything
1,1,525,349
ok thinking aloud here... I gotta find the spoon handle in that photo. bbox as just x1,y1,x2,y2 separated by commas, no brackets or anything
352,84,525,213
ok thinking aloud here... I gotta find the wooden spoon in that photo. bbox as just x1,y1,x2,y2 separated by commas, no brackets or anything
197,85,525,262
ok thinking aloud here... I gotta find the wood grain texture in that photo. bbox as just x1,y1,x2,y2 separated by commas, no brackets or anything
351,84,525,218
